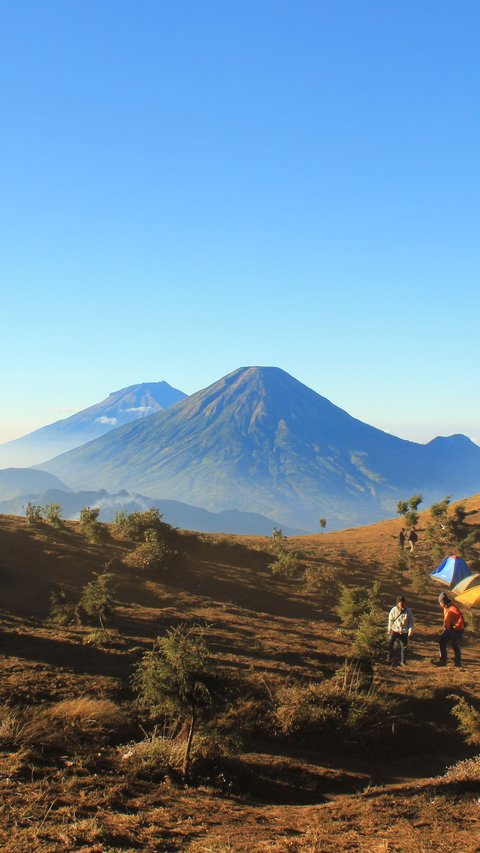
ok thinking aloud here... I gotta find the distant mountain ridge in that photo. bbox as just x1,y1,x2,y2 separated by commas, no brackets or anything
0,486,304,536
36,366,480,531
0,381,186,467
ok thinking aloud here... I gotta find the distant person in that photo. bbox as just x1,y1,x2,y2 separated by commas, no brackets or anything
387,595,415,665
435,592,465,668
398,528,405,550
407,527,418,552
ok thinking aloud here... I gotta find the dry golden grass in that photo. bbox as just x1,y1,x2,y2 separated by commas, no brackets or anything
1,500,480,851
3,697,126,750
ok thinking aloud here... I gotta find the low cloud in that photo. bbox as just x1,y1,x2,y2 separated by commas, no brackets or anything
126,406,155,414
95,416,118,425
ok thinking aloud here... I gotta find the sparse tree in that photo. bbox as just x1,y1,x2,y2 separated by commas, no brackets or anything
408,495,423,511
425,497,479,564
396,495,422,528
77,572,115,634
133,624,225,778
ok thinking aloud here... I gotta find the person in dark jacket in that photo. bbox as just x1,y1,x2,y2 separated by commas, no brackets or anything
407,527,418,552
435,592,465,667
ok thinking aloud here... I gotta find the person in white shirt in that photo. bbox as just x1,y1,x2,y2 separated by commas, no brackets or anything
387,595,415,665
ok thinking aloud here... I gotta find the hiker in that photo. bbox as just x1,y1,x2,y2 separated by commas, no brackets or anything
398,528,405,550
387,595,415,665
435,592,465,667
407,527,418,552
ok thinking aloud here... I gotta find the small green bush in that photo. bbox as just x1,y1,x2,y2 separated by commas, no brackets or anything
113,508,175,544
304,562,338,593
351,604,386,661
449,695,480,746
76,572,116,632
49,588,77,625
79,506,104,543
335,584,371,629
44,502,63,527
269,549,300,578
274,681,343,738
123,529,178,573
390,551,409,582
273,668,389,746
24,501,44,526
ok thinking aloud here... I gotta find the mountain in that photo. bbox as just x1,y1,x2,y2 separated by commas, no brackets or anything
0,487,304,536
0,468,71,501
0,381,186,467
36,366,480,531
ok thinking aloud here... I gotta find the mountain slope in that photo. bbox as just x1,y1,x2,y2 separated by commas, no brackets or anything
37,366,480,530
0,381,186,467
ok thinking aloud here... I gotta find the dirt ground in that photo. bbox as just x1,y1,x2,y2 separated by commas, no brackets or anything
1,501,480,851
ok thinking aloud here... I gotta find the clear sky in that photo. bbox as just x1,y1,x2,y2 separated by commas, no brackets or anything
1,1,479,446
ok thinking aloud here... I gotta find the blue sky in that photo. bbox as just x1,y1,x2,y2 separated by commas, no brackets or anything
1,1,479,446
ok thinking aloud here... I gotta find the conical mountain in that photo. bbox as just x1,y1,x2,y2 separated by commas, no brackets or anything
37,367,480,530
0,381,186,467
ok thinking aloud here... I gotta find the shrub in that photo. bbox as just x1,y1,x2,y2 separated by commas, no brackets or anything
444,755,480,783
83,629,109,647
120,730,184,777
77,572,116,632
449,695,480,747
79,506,104,543
274,681,344,738
113,508,175,544
465,610,480,633
351,604,386,661
409,564,430,594
304,562,338,593
273,668,388,746
271,527,284,546
123,529,178,573
269,549,300,578
44,502,63,527
49,588,77,625
24,501,44,526
335,584,371,629
390,551,409,582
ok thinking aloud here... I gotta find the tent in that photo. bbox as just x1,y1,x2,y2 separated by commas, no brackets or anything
453,586,480,609
430,555,472,588
451,572,480,596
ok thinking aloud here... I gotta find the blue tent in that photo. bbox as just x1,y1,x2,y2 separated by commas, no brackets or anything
430,555,472,588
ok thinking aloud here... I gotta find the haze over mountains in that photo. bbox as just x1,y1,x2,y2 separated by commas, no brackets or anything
36,366,480,531
0,381,186,467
